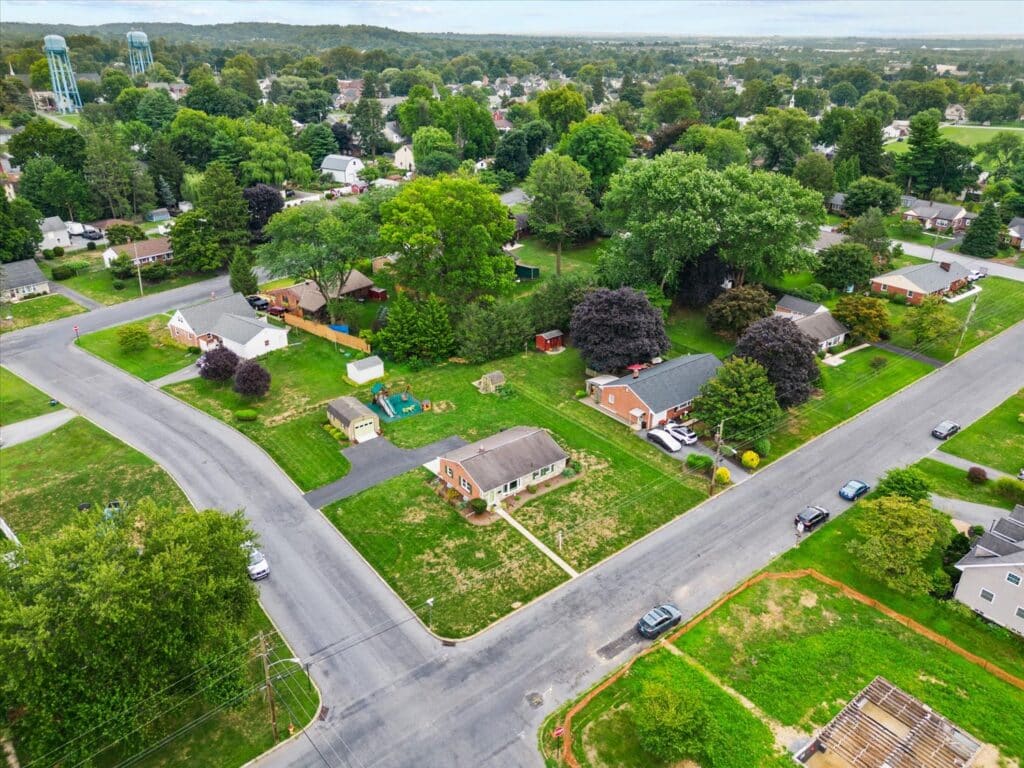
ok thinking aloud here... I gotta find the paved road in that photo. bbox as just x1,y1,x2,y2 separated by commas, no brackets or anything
895,238,1024,282
874,341,945,368
3,275,1023,768
0,408,75,448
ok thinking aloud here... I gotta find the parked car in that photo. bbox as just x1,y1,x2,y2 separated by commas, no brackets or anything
646,428,682,453
82,225,102,240
794,505,830,532
246,295,269,311
931,421,960,440
245,543,270,581
636,604,682,639
267,305,286,317
839,480,870,501
967,269,986,282
663,423,699,445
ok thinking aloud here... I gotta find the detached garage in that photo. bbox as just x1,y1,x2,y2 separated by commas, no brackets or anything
327,396,379,443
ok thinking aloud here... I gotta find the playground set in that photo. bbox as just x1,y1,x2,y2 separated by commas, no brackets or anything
369,382,429,423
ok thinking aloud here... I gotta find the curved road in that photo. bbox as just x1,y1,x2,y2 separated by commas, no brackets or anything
2,279,1023,767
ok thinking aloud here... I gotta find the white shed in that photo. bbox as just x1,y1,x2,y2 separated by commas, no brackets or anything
347,355,384,384
393,144,415,171
320,154,365,185
40,216,70,250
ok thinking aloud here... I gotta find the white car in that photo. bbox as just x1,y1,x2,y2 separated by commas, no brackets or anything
646,428,682,453
967,269,986,282
244,543,270,581
663,423,699,445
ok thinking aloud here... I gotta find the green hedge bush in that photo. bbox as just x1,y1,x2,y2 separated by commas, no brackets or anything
234,409,259,422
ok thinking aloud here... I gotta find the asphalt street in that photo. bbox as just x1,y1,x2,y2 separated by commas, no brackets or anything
2,275,1023,768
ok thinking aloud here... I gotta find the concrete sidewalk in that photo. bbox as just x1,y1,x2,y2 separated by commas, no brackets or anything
929,450,1014,480
51,283,103,311
151,364,202,388
496,508,579,578
0,409,75,448
930,494,1004,530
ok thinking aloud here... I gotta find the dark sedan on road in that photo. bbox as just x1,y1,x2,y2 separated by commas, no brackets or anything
839,480,870,501
931,421,960,440
794,505,830,532
636,604,682,639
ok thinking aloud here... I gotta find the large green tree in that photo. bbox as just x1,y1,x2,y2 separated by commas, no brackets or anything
294,122,339,170
7,117,86,171
412,126,459,176
705,284,775,336
677,125,749,170
692,356,783,443
901,295,960,347
792,152,835,196
430,95,498,159
0,499,258,763
457,301,533,363
815,242,876,290
351,97,387,156
833,294,890,341
843,176,901,216
898,109,974,196
959,202,1000,258
644,76,699,125
380,175,514,307
0,196,42,263
17,156,95,222
537,86,587,139
632,681,716,764
83,123,154,218
835,111,885,178
557,114,634,199
374,292,454,363
525,153,595,275
743,107,818,174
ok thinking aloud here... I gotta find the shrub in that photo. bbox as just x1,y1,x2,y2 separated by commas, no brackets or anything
233,360,271,397
140,263,169,282
561,467,577,478
64,259,89,273
469,498,487,514
686,454,714,472
570,459,582,473
752,438,771,457
41,249,54,259
741,451,760,469
968,524,985,538
869,355,888,370
875,466,931,501
526,485,538,494
966,466,988,484
574,389,586,399
108,254,135,279
112,279,125,290
199,346,240,381
891,293,907,305
234,409,259,422
714,466,731,485
116,323,149,354
86,241,97,251
51,246,65,258
879,327,892,340
898,219,923,238
802,283,830,303
993,477,1024,505
50,265,73,280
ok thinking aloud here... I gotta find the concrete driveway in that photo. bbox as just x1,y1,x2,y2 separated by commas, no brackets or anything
639,427,752,482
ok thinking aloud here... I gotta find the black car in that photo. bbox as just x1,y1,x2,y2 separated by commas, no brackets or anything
636,604,682,639
931,420,960,440
246,295,270,311
794,505,830,532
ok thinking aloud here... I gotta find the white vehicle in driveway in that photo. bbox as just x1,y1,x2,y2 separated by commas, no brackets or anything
663,423,699,445
646,428,682,453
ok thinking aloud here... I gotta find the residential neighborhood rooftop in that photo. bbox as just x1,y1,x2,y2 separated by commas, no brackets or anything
105,236,172,259
441,426,567,493
610,354,722,415
957,505,1024,568
777,294,825,316
40,216,65,232
320,154,360,170
873,261,970,295
0,258,48,290
178,292,257,335
794,312,849,345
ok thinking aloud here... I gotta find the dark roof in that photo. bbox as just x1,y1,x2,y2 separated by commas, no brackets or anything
0,259,47,290
811,229,846,252
40,216,65,233
608,354,722,414
776,294,824,316
906,201,967,221
442,426,567,492
107,236,172,260
957,510,1024,568
794,312,849,343
327,396,376,427
1008,216,1024,234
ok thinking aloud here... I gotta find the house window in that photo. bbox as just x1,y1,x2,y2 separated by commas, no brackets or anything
503,478,520,493
445,466,453,478
460,477,471,493
607,394,615,404
906,291,915,299
265,339,270,347
1008,572,1022,586
980,589,994,603
879,284,888,292
1017,606,1024,620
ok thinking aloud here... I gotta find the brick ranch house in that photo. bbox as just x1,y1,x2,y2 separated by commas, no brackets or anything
587,354,722,431
167,292,289,358
267,271,374,318
436,426,568,509
1007,216,1024,250
901,201,976,233
870,261,970,305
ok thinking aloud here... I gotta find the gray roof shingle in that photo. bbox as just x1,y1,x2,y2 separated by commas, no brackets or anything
177,293,256,336
349,355,383,372
873,261,970,294
320,154,360,171
442,426,567,492
327,396,376,427
608,354,722,414
776,294,824,316
794,313,849,344
0,259,47,290
208,313,269,345
906,201,967,221
40,216,65,233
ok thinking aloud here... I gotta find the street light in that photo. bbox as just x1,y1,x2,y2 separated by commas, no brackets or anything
426,597,435,629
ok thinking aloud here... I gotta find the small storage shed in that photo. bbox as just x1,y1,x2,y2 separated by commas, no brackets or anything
347,355,384,384
515,263,540,281
474,370,506,394
327,396,379,443
145,208,171,222
535,330,564,353
367,286,388,301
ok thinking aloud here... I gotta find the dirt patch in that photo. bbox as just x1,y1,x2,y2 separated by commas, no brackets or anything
799,590,818,609
973,743,1018,768
431,400,456,413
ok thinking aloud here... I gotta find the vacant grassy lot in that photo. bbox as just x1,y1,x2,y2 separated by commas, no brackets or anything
78,314,200,381
0,294,84,333
769,504,1024,681
765,348,932,461
664,307,734,358
675,578,1024,759
0,417,191,539
510,237,603,296
0,367,53,424
914,457,1019,510
166,330,355,490
55,268,209,306
324,469,569,637
540,649,789,768
940,389,1024,474
887,276,1024,362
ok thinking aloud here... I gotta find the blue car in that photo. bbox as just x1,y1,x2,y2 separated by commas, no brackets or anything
839,480,870,501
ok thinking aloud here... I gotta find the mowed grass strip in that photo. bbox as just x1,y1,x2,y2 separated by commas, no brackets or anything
56,269,209,306
0,367,53,424
0,417,190,540
509,236,603,296
768,505,1024,681
765,347,932,461
664,307,734,358
674,578,1024,759
78,314,200,381
940,389,1024,474
324,470,569,638
914,457,1019,510
0,293,84,334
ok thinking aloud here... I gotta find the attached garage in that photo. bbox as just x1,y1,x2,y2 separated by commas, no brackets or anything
326,396,380,443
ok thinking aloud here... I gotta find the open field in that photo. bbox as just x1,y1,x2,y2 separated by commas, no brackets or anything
914,457,1019,510
324,469,569,637
939,389,1024,474
54,268,210,306
78,314,200,381
0,294,85,333
0,417,191,540
510,237,603,296
0,367,54,425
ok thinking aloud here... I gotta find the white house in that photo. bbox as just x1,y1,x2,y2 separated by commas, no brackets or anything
320,154,365,184
393,144,415,172
40,216,70,250
167,293,289,359
102,236,173,268
0,259,50,301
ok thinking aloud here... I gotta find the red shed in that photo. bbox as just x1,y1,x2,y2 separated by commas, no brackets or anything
535,330,564,352
367,286,388,301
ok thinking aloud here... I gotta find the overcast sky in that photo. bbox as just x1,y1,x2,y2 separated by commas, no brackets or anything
3,0,1022,37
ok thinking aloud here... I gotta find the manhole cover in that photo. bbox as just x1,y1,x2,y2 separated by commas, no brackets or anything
526,692,544,708
318,705,330,721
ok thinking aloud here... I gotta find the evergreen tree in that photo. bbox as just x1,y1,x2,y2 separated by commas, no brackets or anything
834,156,860,192
618,72,645,108
835,111,884,177
959,202,1000,258
228,251,259,296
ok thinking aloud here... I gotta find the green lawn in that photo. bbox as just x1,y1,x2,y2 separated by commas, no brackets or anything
0,417,191,540
0,367,54,425
765,348,932,461
675,577,1024,759
887,276,1024,362
324,469,569,637
510,237,603,296
0,294,85,333
769,503,1024,682
258,277,295,292
56,269,210,306
78,314,200,381
166,330,356,490
664,307,734,358
940,389,1024,474
914,457,1018,510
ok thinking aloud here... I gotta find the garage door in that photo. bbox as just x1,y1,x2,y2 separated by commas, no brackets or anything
353,421,377,443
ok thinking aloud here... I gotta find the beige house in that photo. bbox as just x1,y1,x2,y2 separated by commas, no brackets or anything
393,144,415,172
326,396,379,443
953,505,1024,636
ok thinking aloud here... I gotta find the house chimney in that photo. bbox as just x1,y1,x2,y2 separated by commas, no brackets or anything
939,262,951,272
632,368,640,379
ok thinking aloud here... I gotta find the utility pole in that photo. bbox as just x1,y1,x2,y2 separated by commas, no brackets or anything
132,238,144,297
259,631,279,742
707,419,725,496
953,294,979,359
